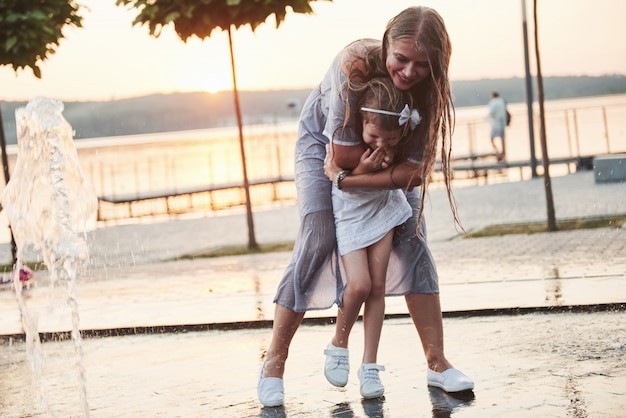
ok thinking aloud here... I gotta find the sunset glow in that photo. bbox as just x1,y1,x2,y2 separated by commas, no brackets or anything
1,0,625,101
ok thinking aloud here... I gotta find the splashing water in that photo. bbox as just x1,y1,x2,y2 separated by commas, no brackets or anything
1,97,97,416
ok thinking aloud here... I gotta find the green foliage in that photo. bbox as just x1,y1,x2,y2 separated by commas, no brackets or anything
116,0,326,40
0,0,83,78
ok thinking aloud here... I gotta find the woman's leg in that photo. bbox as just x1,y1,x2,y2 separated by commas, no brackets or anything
407,293,475,392
405,293,452,372
266,209,336,381
262,304,305,378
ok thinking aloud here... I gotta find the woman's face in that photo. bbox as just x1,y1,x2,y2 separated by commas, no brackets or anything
386,37,431,91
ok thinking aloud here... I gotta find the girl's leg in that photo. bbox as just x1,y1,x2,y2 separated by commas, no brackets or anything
333,249,370,348
357,231,393,399
324,249,369,388
262,304,305,378
361,230,394,364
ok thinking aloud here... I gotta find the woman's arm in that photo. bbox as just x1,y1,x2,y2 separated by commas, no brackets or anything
332,144,395,176
325,149,423,190
325,40,381,166
345,161,422,190
331,143,366,170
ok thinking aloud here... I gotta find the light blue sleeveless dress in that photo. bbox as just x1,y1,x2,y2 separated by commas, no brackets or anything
273,54,438,312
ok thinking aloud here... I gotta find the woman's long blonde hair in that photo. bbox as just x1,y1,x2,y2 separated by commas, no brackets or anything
354,6,461,231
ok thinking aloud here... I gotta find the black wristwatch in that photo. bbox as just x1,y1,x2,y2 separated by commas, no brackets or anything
334,169,350,190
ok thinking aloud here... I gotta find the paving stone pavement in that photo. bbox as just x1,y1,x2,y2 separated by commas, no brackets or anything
1,170,625,417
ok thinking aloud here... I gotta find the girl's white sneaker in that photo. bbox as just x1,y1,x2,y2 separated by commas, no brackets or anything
358,363,385,399
324,341,350,387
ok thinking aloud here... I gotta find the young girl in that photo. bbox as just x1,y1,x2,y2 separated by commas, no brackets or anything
324,77,421,398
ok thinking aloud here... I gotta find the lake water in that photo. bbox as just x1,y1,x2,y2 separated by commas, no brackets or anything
0,93,625,242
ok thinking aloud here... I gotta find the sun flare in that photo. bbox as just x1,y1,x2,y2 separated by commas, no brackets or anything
202,72,232,94
183,70,232,94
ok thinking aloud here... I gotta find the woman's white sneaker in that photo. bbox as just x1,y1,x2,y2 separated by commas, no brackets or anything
427,368,474,392
358,363,385,399
257,360,284,407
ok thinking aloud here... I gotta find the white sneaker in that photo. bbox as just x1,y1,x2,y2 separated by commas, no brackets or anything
257,361,284,407
427,368,474,392
358,363,385,399
324,342,349,387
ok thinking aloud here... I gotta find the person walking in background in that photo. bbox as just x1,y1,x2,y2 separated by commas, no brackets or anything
488,91,508,162
324,77,417,399
257,6,474,408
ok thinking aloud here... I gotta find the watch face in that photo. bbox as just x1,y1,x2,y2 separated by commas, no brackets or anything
336,170,349,189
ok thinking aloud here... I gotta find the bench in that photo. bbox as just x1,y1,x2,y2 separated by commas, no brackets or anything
436,156,585,180
97,176,295,220
594,154,626,183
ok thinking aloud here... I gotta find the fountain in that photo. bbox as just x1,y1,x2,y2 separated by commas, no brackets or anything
2,97,98,416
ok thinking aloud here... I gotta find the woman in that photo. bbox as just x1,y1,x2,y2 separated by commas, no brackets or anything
258,6,473,407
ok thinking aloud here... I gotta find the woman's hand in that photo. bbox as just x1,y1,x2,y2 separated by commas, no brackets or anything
324,145,342,181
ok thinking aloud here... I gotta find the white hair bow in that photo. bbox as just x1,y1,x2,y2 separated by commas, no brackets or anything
398,104,421,130
361,104,422,130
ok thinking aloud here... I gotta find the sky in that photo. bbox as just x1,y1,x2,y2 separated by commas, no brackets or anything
1,0,625,102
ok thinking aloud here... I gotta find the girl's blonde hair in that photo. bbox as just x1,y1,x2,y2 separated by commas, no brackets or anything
356,77,415,143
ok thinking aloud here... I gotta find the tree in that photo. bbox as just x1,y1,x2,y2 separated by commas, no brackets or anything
0,0,84,261
116,0,329,251
533,0,557,231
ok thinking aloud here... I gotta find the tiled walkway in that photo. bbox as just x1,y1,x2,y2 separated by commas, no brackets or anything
0,171,625,417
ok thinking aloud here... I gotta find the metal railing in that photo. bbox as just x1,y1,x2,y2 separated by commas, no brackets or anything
5,96,621,222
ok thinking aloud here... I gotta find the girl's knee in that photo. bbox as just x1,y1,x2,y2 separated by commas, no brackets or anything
369,282,385,299
346,280,372,301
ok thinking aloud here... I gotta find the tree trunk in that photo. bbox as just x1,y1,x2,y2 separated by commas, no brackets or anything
533,0,557,231
227,27,258,250
0,107,17,262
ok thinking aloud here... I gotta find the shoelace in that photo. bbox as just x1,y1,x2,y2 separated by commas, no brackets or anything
361,368,381,382
330,356,349,368
325,348,349,368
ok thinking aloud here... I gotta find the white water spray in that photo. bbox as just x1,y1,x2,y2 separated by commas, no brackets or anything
2,97,97,416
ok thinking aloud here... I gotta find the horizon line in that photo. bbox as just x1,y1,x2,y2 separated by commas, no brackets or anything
2,74,625,103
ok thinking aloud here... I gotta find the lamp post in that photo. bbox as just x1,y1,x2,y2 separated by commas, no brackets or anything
522,0,538,177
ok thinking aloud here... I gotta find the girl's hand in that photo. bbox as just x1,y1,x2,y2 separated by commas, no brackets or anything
355,147,391,174
381,147,395,168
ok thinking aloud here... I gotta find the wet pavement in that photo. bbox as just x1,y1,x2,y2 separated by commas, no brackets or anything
1,170,625,417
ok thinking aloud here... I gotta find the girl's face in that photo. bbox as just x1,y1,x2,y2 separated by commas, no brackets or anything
362,120,402,150
386,37,431,91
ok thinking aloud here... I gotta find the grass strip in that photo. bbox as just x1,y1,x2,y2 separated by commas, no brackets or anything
467,215,626,238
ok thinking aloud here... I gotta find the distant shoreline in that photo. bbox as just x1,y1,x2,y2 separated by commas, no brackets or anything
2,75,626,145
